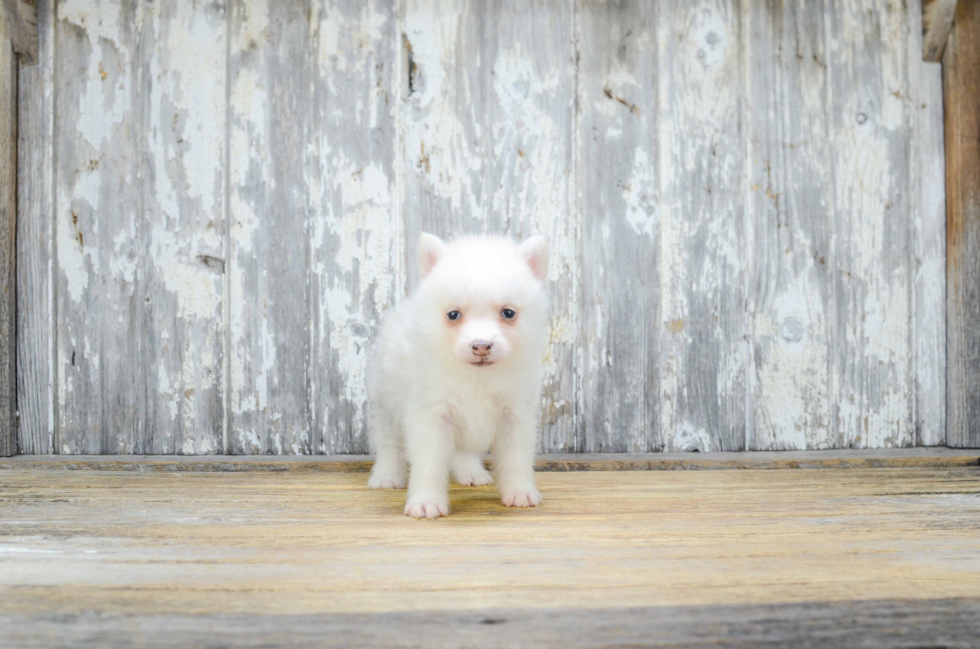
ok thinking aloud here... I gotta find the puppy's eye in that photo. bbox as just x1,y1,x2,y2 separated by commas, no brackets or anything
501,308,517,320
447,310,461,321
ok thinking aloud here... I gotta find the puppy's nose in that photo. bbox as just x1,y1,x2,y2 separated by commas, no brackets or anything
471,341,492,357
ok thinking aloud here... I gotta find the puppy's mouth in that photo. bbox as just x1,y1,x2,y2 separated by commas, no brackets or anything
470,359,495,367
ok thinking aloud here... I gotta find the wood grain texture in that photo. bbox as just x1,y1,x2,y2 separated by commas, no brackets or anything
921,0,957,62
910,1,947,446
401,0,578,451
5,599,980,649
55,0,144,454
659,0,746,452
15,0,52,454
1,468,978,627
308,0,399,455
828,0,914,448
140,0,227,454
0,18,15,457
944,0,980,448
576,0,660,452
227,0,314,454
745,0,833,450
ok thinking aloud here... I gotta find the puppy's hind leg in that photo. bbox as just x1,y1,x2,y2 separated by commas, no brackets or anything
451,452,493,486
368,405,407,490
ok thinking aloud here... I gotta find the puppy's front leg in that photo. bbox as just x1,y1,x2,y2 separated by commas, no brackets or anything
404,406,453,519
492,406,542,508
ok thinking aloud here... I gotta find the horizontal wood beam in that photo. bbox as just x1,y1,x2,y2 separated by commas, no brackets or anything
1,449,977,472
923,0,958,61
945,0,980,448
0,0,36,65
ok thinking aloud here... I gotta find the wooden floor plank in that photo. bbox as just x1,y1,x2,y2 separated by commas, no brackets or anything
1,468,978,636
5,598,980,649
2,467,979,645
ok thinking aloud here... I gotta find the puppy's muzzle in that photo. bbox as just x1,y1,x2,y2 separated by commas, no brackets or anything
471,341,493,357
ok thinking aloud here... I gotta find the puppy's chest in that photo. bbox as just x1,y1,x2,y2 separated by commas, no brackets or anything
444,387,510,445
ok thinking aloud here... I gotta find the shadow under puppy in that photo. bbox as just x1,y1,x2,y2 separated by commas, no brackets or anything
367,233,550,518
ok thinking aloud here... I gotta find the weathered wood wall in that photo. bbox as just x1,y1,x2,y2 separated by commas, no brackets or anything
17,0,948,454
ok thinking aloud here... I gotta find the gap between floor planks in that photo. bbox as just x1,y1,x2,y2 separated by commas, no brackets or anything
0,448,977,472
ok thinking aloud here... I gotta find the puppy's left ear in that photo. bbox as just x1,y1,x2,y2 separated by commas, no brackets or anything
520,236,548,281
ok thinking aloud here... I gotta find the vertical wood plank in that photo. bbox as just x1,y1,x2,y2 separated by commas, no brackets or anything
307,0,399,454
658,0,746,452
744,0,833,450
227,0,313,454
55,0,142,453
575,0,660,452
401,0,577,452
828,0,914,448
910,0,946,446
0,13,16,456
16,0,53,454
944,0,980,448
139,0,227,454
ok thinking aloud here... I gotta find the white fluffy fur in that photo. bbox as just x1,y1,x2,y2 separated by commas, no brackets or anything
367,233,550,518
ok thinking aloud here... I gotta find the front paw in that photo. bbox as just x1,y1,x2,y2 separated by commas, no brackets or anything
500,487,542,508
404,494,449,519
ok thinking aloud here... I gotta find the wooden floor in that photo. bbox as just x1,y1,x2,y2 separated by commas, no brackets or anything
2,458,980,647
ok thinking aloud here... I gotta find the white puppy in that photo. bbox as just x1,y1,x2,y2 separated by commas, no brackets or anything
367,233,550,518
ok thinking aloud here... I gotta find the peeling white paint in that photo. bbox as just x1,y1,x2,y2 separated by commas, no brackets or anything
150,227,221,320
668,422,712,452
622,148,657,237
753,277,831,450
61,0,132,149
402,1,484,220
158,361,178,422
227,0,273,446
166,3,225,216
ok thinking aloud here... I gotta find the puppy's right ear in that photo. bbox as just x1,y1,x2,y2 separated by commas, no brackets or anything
418,233,446,279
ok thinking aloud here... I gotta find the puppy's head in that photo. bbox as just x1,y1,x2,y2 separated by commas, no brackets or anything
416,233,549,369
